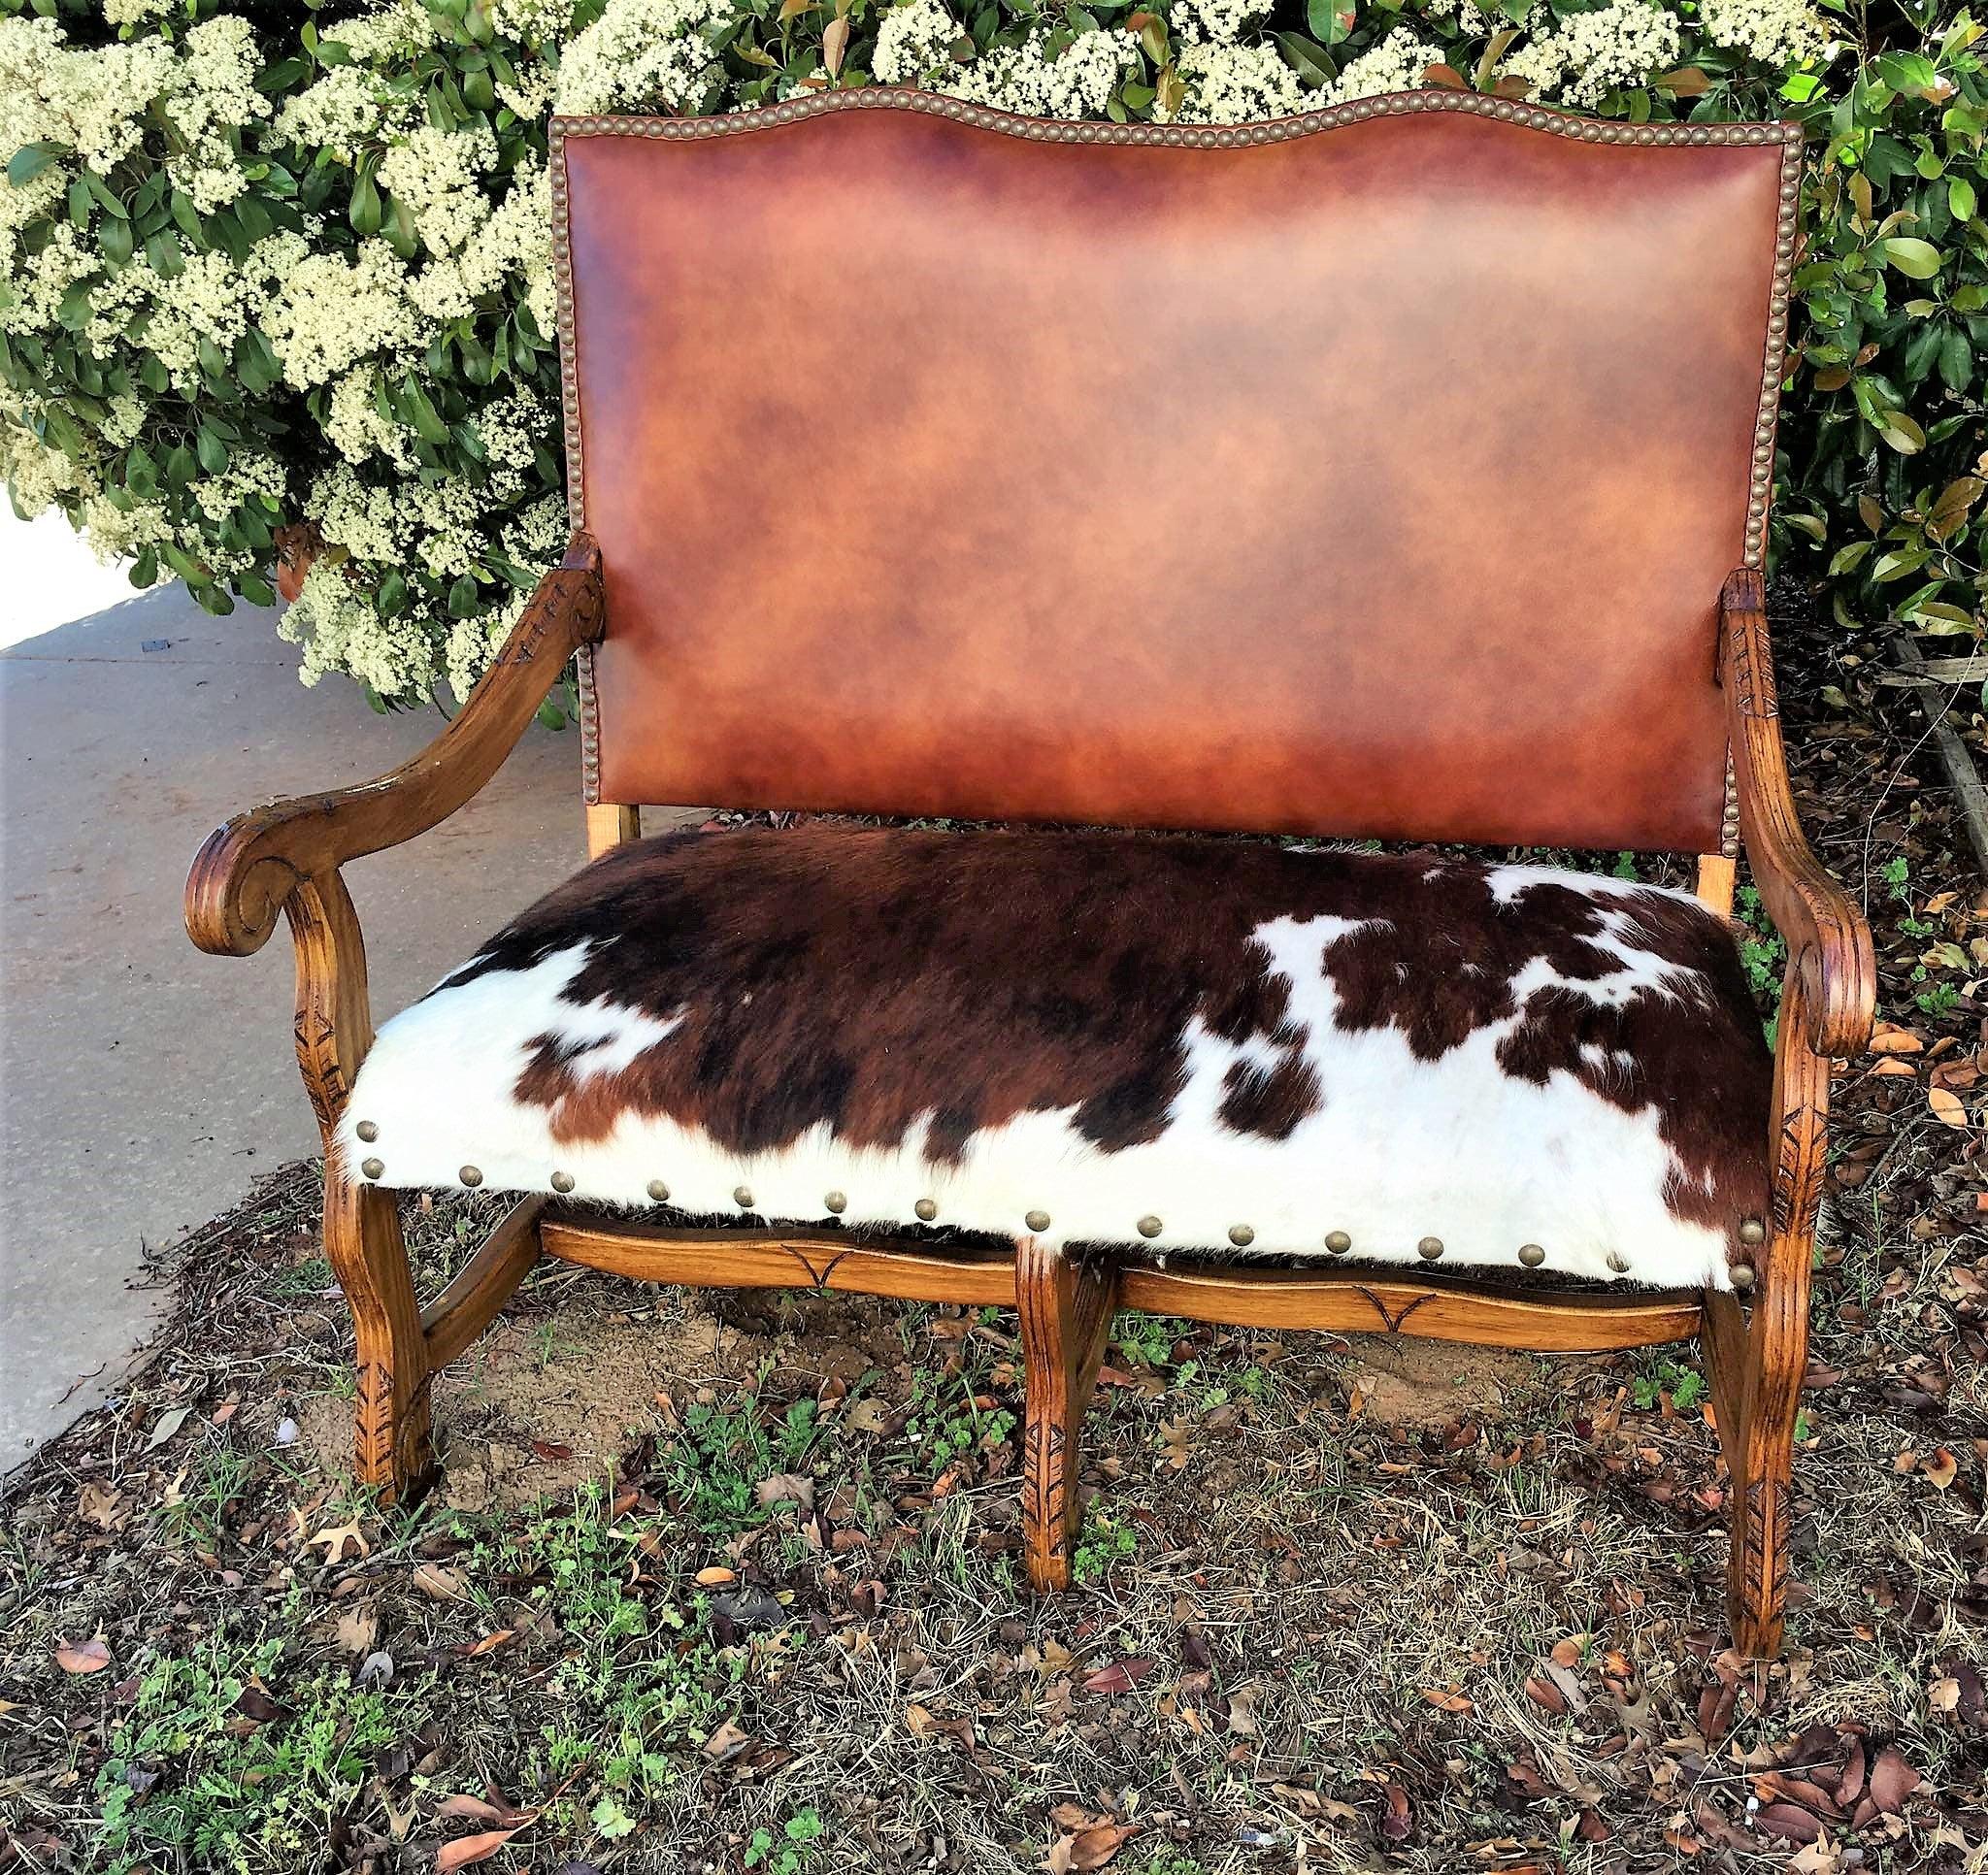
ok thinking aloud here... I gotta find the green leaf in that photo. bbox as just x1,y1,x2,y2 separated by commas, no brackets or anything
1306,0,1354,45
1951,176,1977,221
6,142,67,188
447,572,479,616
130,545,157,588
195,425,229,475
402,375,450,445
1275,31,1334,87
1881,237,1944,278
144,231,184,279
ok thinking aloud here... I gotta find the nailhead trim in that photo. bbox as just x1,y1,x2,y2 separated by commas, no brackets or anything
551,92,1802,797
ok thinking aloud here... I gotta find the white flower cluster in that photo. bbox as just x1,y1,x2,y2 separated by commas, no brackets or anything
1170,0,1269,46
873,0,959,82
1698,0,1832,65
553,0,730,114
1174,42,1305,120
1325,24,1446,100
948,30,1134,117
379,123,501,257
0,14,268,237
1502,0,1681,108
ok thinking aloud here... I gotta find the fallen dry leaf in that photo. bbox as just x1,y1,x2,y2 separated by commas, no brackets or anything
1067,1822,1140,1869
1082,1658,1153,1696
55,1636,112,1675
1923,1448,1958,1489
411,1562,466,1602
755,1473,813,1511
77,1482,126,1531
334,1606,379,1657
1421,1686,1473,1713
1928,1086,1970,1128
310,1519,369,1565
436,1826,523,1870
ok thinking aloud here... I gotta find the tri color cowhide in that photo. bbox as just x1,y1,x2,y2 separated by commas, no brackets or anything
339,826,1773,1289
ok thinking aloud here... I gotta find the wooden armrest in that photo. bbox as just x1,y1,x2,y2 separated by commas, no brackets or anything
185,534,604,957
1720,569,1876,1059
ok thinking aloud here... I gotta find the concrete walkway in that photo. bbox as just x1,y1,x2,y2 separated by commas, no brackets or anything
0,580,598,1468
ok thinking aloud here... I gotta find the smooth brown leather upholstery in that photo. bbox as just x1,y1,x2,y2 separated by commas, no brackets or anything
558,100,1786,850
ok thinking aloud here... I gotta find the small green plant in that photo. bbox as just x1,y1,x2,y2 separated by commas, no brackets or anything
1072,1506,1139,1585
95,1608,397,1874
746,1807,826,1872
899,1364,1016,1478
1630,1357,1707,1412
1736,884,1788,1003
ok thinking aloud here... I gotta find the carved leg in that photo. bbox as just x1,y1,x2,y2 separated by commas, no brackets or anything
325,1162,435,1501
286,871,434,1501
1015,1238,1119,1592
1717,973,1831,1659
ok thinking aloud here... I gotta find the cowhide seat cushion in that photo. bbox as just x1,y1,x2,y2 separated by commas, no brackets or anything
339,827,1773,1290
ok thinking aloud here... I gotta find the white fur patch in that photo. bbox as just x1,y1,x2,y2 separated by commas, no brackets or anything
339,866,1749,1291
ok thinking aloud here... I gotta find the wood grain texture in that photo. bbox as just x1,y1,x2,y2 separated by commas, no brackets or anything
1695,853,1737,921
1117,1264,1703,1347
538,1220,1704,1348
585,803,641,860
1721,569,1876,1058
1015,1239,1120,1593
541,1220,1019,1302
183,544,604,1500
184,535,603,959
422,1196,546,1371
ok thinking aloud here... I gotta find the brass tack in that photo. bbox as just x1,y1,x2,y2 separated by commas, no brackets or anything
1025,1209,1051,1234
1519,1243,1545,1267
914,1198,938,1223
647,1179,670,1202
550,1171,576,1195
1732,1263,1757,1291
1138,1215,1163,1238
459,1166,482,1188
824,1190,847,1214
360,1157,383,1181
1228,1224,1255,1248
355,1120,379,1142
1739,1217,1767,1245
1325,1231,1351,1254
1607,1251,1631,1274
1418,1235,1444,1261
734,1185,755,1209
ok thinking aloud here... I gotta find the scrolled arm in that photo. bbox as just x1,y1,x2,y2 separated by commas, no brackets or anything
1720,568,1876,1060
185,533,604,957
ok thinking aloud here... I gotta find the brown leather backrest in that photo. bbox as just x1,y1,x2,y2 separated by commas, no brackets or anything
553,93,1797,851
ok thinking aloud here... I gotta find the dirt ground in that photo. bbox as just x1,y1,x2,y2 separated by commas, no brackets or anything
3,589,1986,1873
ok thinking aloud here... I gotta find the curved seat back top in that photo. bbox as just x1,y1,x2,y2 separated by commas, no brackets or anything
553,93,1799,854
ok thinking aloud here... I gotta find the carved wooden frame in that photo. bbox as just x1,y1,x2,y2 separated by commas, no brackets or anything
183,558,1871,1656
187,101,1866,1654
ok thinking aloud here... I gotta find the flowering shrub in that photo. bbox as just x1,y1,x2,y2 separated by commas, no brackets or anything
1,0,1982,706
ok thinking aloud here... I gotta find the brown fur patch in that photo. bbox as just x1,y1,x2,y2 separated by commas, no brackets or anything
438,826,1772,1246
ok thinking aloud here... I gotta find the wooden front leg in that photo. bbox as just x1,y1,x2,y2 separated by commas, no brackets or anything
288,871,433,1502
1015,1239,1119,1592
1705,971,1830,1658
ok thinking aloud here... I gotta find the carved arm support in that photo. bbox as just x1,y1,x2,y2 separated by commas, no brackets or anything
185,533,604,961
1719,568,1876,1062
